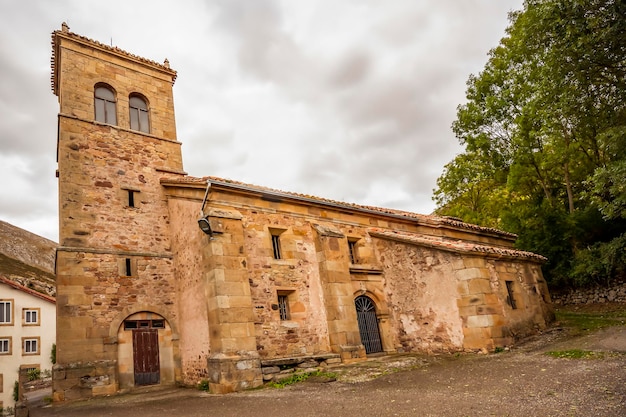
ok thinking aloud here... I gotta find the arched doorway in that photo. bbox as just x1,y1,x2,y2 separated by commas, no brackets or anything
355,295,383,354
117,311,175,388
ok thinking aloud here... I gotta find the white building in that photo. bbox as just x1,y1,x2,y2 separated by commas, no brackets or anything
0,276,56,413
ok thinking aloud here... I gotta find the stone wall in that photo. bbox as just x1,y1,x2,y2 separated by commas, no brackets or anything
551,281,626,305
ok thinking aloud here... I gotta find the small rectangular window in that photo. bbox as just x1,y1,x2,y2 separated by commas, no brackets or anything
128,190,135,207
23,309,39,325
271,233,282,260
23,338,39,355
0,301,12,324
0,337,11,354
125,258,132,276
124,321,138,330
348,240,358,264
278,294,290,321
505,281,517,310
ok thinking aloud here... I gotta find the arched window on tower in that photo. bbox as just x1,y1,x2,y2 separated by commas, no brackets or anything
129,94,150,133
94,84,117,125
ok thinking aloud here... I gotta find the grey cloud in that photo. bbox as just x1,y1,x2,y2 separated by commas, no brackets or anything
329,52,371,89
0,0,524,242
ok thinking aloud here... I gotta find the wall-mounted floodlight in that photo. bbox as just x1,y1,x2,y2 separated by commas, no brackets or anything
198,180,213,236
198,216,212,236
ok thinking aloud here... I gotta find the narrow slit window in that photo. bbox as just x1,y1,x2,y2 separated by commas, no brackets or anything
348,240,358,264
271,233,282,260
505,281,517,310
128,190,135,207
125,258,132,277
278,294,290,321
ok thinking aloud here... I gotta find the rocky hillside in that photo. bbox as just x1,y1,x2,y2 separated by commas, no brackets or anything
0,220,57,297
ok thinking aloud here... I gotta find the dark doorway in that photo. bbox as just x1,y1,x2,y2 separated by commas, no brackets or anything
355,295,383,354
132,329,160,385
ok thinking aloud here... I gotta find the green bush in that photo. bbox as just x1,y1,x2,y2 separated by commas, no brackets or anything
570,233,626,287
13,380,19,402
27,368,41,381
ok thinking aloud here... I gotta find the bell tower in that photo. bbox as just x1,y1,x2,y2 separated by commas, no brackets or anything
51,23,184,400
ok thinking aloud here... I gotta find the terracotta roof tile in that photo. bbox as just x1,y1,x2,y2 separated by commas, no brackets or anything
369,228,546,262
161,175,518,239
0,275,56,304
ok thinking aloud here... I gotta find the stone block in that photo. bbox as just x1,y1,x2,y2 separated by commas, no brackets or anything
462,257,487,269
457,281,469,296
92,383,117,396
457,294,485,307
262,366,280,374
455,267,484,281
457,305,477,318
466,314,495,328
462,327,492,350
468,278,492,295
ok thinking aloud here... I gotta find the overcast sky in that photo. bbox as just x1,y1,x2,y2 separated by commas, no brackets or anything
0,0,522,242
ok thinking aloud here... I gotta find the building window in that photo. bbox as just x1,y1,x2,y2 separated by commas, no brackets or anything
119,257,136,277
127,189,137,207
124,319,165,330
277,294,291,321
271,234,282,259
348,239,359,264
0,337,11,354
94,84,117,125
0,301,12,325
505,281,517,310
269,229,285,260
23,309,40,325
129,94,150,133
22,338,39,355
125,258,132,277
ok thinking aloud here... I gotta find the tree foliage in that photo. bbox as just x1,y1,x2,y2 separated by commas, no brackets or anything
434,0,626,288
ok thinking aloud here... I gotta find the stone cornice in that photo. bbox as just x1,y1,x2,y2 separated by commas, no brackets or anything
51,22,177,96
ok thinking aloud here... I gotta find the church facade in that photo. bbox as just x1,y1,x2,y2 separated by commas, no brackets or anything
50,24,554,401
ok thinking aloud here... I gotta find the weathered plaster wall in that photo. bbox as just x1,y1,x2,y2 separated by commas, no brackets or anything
166,197,211,385
375,240,465,353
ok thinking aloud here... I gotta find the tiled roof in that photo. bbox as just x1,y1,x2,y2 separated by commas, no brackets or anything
51,22,177,95
0,275,56,304
161,175,518,240
369,228,547,262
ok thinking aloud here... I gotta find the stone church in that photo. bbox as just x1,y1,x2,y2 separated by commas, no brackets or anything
50,24,554,401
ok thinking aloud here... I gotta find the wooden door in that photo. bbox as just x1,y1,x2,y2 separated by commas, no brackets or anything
133,329,160,385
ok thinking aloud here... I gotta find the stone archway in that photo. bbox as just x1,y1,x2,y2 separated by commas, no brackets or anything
116,311,176,388
354,295,383,354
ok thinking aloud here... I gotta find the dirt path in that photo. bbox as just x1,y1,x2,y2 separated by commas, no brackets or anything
31,326,626,417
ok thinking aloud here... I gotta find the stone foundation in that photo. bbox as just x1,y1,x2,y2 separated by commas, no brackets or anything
260,353,341,383
207,353,263,394
52,360,118,401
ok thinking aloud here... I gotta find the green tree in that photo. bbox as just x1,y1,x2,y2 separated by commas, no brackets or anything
434,0,626,288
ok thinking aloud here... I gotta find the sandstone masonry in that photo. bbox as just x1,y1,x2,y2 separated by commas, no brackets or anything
51,24,555,401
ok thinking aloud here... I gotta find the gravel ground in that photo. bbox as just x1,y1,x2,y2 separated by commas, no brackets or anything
31,320,626,417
